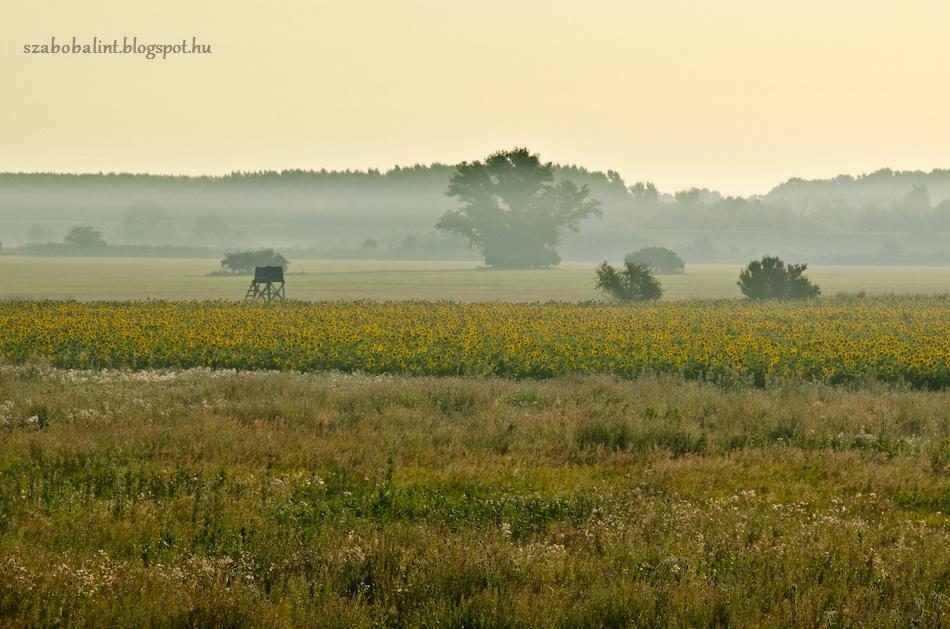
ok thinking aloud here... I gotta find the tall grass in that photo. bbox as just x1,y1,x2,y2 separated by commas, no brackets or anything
2,364,950,626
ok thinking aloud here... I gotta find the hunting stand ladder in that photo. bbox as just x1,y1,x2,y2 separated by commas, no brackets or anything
245,266,285,303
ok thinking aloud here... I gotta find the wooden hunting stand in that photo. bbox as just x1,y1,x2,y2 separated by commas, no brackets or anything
244,266,285,303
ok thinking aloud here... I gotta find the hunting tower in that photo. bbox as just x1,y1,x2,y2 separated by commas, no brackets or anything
245,266,285,303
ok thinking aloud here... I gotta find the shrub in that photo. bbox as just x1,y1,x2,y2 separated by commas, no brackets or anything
63,226,107,248
220,249,289,275
594,261,663,302
737,255,820,299
624,246,685,274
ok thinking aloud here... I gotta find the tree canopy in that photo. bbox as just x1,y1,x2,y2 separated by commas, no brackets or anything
594,261,663,302
63,226,106,248
628,181,658,204
624,246,685,274
737,255,820,299
220,249,288,275
435,148,602,268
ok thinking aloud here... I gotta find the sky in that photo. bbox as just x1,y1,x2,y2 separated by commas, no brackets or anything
2,0,949,197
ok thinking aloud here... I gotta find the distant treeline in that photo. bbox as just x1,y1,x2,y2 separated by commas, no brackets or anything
3,164,950,263
9,242,223,258
0,164,630,257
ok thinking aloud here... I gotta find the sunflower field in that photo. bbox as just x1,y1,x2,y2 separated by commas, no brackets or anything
3,295,950,387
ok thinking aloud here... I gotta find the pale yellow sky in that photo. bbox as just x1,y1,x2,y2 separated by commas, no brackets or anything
2,0,948,196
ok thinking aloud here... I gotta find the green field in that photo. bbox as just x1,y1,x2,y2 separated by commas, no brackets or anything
4,257,950,626
2,256,950,301
4,365,950,627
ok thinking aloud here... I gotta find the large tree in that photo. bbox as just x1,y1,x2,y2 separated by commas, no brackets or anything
436,148,602,268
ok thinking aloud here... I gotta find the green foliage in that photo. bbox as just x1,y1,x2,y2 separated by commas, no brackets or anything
628,181,658,204
594,260,663,301
738,255,820,299
63,225,106,248
575,415,706,457
674,187,703,207
436,148,603,268
220,249,289,275
624,246,685,274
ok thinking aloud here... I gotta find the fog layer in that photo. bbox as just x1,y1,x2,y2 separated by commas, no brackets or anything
4,165,950,265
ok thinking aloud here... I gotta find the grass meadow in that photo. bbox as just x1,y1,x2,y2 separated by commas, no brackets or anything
3,258,950,626
3,256,950,301
4,365,950,627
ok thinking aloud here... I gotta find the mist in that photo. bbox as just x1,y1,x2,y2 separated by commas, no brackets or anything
4,164,950,267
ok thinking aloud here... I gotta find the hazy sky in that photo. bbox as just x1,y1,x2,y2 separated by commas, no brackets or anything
3,0,948,196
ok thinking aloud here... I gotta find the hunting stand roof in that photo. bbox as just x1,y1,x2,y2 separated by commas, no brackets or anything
245,266,285,303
